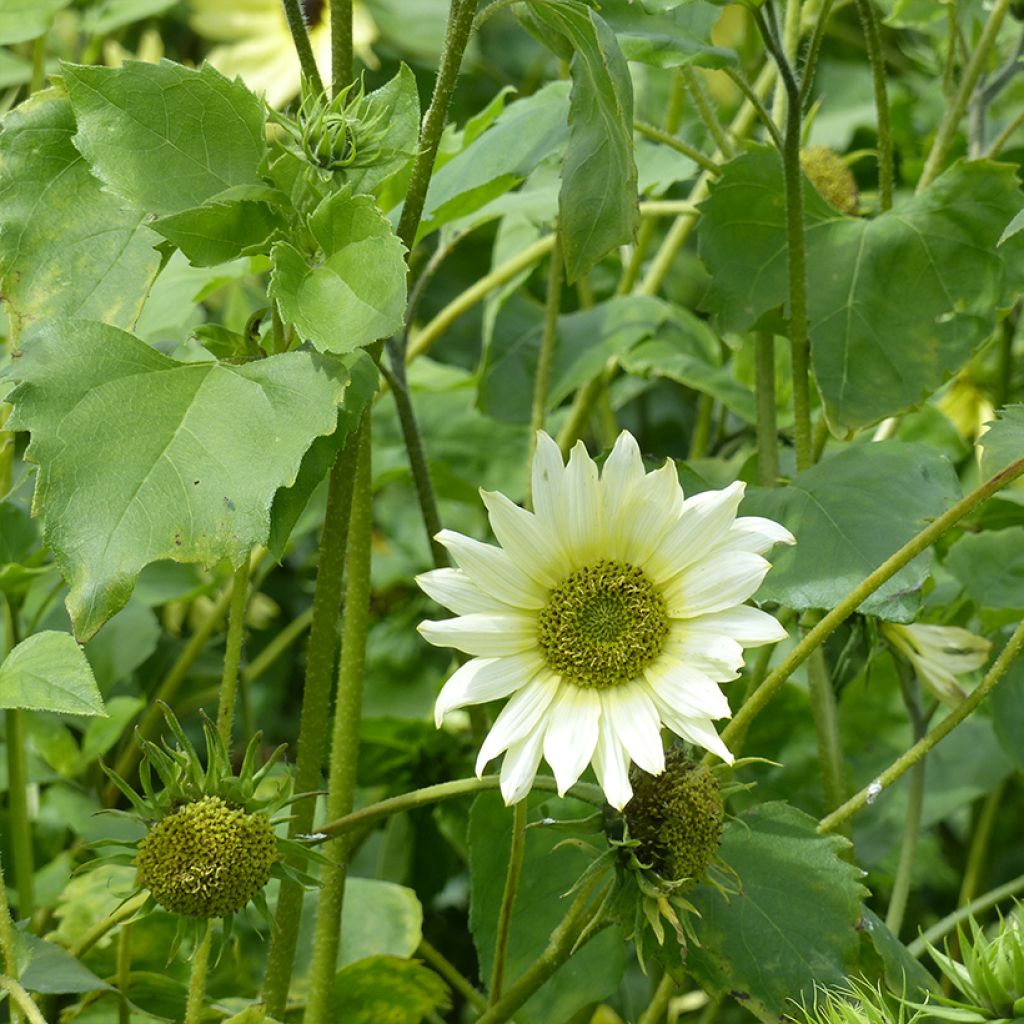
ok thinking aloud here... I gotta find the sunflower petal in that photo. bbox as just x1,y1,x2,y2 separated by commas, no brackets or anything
602,684,664,776
436,530,546,610
592,720,633,810
419,613,536,657
542,686,601,795
663,551,771,618
476,672,560,774
435,653,544,725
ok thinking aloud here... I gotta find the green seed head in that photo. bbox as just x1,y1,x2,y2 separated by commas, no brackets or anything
800,146,859,215
136,796,277,918
623,752,723,884
538,560,669,689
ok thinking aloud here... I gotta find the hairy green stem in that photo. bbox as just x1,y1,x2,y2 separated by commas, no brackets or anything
885,667,927,937
6,710,33,919
556,359,617,454
489,800,527,1003
29,35,45,95
908,871,1024,958
717,455,1024,761
315,775,603,841
798,0,835,106
0,858,18,1015
330,0,352,94
755,333,780,487
0,977,45,1024
820,617,1024,835
958,779,1006,909
261,435,360,1017
397,0,480,254
215,560,251,749
638,974,677,1024
634,121,722,176
772,0,802,125
282,0,325,96
528,234,563,464
184,927,212,1024
854,0,894,210
305,421,373,1024
681,66,734,157
417,938,487,1011
245,605,314,684
917,0,1012,193
723,67,784,151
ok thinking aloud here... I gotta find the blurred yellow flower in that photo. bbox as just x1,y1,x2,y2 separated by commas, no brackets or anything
937,374,996,441
190,0,379,108
882,621,991,705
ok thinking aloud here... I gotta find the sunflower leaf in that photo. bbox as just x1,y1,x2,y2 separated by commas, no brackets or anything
0,631,106,716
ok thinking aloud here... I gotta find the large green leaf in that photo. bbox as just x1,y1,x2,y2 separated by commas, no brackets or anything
270,191,407,354
686,802,867,1022
62,60,266,216
0,631,106,716
524,0,639,282
980,403,1024,477
698,149,1023,432
0,89,161,333
469,792,625,1024
600,0,737,68
744,441,961,621
945,526,1024,609
16,929,113,994
330,956,450,1024
5,320,357,640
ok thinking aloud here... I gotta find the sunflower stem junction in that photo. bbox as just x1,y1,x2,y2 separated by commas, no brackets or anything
820,617,1024,835
215,559,251,749
489,799,528,1003
262,432,360,1016
305,419,373,1024
282,0,326,97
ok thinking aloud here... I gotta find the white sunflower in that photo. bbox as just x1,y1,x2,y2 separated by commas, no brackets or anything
416,431,795,810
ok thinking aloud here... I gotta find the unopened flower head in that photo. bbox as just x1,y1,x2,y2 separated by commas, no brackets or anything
417,431,794,809
882,621,991,704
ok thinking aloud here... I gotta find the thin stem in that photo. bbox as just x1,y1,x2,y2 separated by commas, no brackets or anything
282,0,325,96
0,978,46,1024
908,872,1024,958
528,233,563,472
917,0,1012,193
798,0,836,106
634,121,723,176
885,666,927,937
689,393,714,460
417,938,487,1011
681,66,734,157
184,926,212,1024
987,107,1024,156
396,0,480,254
0,857,18,987
488,800,527,1003
771,0,802,124
116,922,132,1024
474,882,608,1024
820,617,1024,834
242,605,314,685
330,0,352,95
69,893,147,960
6,710,33,918
995,308,1017,410
754,332,779,487
806,637,846,815
29,34,45,94
261,435,360,1017
473,0,520,33
854,0,893,210
717,455,1024,760
305,420,373,1024
724,67,784,151
556,359,617,454
638,974,677,1024
215,560,251,749
958,780,1006,908
314,775,604,841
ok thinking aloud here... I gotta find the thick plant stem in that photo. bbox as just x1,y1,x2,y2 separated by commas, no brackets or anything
917,0,1012,193
6,710,33,918
689,393,714,460
184,927,212,1024
489,800,528,1002
315,775,603,840
638,974,677,1024
854,0,893,210
304,421,373,1024
396,0,479,254
885,668,927,937
757,8,813,472
0,978,45,1024
330,0,352,94
282,0,325,95
261,434,360,1017
820,618,1024,835
755,332,779,486
528,234,563,472
806,639,846,816
474,883,606,1024
215,560,251,749
717,455,1024,760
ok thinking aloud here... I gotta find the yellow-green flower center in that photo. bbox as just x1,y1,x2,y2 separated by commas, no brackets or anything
538,560,669,689
135,795,277,919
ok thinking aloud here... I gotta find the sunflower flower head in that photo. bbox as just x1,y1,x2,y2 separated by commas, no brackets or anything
417,430,794,810
882,621,991,705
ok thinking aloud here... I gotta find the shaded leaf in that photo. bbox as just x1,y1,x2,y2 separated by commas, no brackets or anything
990,659,1024,773
17,930,114,994
63,59,266,216
979,403,1024,478
152,197,286,267
686,802,867,1021
0,89,161,333
945,526,1024,610
330,956,451,1024
0,630,105,715
5,319,356,640
600,0,738,68
744,441,961,621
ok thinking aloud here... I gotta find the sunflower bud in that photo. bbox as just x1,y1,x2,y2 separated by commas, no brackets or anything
623,752,723,885
800,146,859,215
136,795,277,919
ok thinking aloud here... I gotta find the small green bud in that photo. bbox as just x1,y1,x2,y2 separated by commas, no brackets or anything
800,146,859,215
136,795,277,918
623,751,723,884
